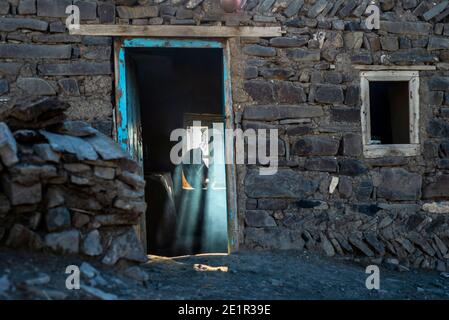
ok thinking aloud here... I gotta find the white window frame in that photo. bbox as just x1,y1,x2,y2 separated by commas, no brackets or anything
360,70,420,158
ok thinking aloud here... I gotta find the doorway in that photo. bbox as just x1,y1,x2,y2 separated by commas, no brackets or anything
114,39,237,256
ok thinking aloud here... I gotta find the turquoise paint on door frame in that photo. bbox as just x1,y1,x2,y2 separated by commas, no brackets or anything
114,38,239,253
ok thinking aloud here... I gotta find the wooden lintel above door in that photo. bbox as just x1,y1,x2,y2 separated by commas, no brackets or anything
69,25,283,38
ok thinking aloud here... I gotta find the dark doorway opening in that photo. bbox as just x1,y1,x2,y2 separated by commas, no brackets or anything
369,81,410,144
126,47,229,256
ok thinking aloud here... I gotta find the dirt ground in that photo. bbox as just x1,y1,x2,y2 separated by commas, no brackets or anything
0,248,448,300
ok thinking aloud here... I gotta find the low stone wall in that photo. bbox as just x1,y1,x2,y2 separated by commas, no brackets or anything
0,97,147,265
244,192,449,271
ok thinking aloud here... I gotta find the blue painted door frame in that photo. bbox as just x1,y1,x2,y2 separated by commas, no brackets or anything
114,38,239,253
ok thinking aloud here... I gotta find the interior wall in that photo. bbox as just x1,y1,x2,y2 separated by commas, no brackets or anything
127,47,227,256
129,47,224,173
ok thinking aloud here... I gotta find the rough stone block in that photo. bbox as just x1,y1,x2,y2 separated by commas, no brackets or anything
74,0,97,20
348,235,374,256
377,168,422,201
343,133,362,157
423,175,449,199
314,85,344,104
0,62,22,75
0,79,8,96
275,81,307,103
244,80,274,103
49,21,66,33
428,77,449,91
98,3,116,24
423,1,449,21
0,123,18,167
380,21,432,35
269,36,308,48
330,108,360,122
304,157,338,172
18,0,37,15
307,0,327,18
243,44,276,57
428,36,449,50
245,169,318,198
425,91,444,106
339,0,357,17
389,49,437,64
82,229,103,256
380,36,399,51
338,176,353,198
58,78,80,96
351,52,373,65
117,6,159,19
0,44,71,59
94,166,115,180
80,46,111,60
45,230,80,254
6,224,43,250
355,180,373,200
344,32,363,50
287,48,320,62
284,0,304,17
427,119,449,138
293,136,340,156
260,68,293,80
245,210,277,227
403,0,418,10
2,177,42,205
245,227,304,250
46,207,71,232
102,228,147,265
257,199,289,210
0,0,9,14
82,36,112,46
38,62,111,76
339,159,368,176
37,0,72,17
40,131,98,161
17,77,56,96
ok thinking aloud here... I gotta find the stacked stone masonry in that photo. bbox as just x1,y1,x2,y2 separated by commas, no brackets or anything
0,97,147,265
0,0,448,271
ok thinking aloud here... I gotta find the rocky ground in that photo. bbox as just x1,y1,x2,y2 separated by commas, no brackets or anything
0,248,448,300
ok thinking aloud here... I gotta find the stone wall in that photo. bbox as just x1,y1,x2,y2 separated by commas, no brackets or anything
0,97,147,265
235,0,449,272
0,0,449,271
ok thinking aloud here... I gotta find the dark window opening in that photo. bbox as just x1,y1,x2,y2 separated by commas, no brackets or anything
126,47,229,256
369,81,410,144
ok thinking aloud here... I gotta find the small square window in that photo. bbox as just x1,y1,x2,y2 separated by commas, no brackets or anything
360,71,420,158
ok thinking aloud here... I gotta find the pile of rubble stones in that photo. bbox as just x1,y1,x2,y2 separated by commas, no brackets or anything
0,97,147,265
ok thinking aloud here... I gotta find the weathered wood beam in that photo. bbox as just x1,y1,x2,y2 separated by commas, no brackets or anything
69,25,283,38
353,65,437,71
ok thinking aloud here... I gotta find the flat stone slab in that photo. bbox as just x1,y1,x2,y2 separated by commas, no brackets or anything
84,131,127,161
0,18,48,32
380,21,433,35
40,130,98,161
245,169,319,198
244,105,323,121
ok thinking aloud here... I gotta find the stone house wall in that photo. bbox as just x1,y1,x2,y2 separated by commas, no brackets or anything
1,0,449,270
